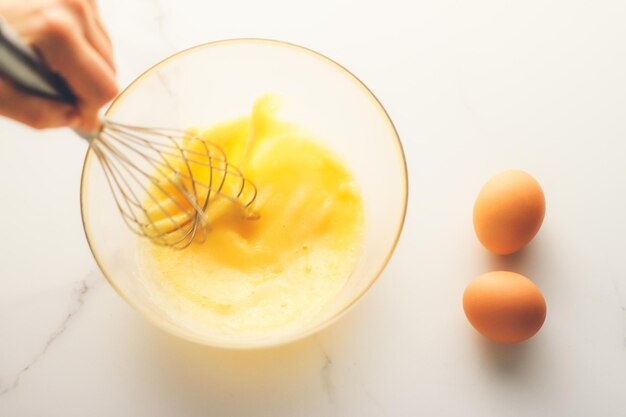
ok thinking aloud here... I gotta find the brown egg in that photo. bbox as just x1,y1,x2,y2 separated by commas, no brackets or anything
473,170,545,255
463,271,546,344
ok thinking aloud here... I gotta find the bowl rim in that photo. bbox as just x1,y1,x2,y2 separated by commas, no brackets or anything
80,38,409,349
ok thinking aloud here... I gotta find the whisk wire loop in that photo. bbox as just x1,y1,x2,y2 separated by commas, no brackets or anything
88,120,257,249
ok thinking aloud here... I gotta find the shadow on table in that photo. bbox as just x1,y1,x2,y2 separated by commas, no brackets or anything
134,317,344,416
477,337,532,375
474,233,552,378
480,233,552,285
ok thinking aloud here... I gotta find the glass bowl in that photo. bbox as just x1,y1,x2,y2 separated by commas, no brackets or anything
81,39,407,349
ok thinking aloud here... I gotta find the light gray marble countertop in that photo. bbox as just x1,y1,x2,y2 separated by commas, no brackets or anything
1,0,626,415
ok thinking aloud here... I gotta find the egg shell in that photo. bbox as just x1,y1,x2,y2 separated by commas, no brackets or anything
473,170,545,255
463,271,546,344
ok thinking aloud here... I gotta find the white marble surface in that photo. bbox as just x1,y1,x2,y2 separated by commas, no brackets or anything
1,0,626,415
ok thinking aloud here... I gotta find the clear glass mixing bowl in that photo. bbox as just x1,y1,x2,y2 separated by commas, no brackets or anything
81,39,407,348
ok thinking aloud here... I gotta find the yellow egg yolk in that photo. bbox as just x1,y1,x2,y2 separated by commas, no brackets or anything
138,96,364,339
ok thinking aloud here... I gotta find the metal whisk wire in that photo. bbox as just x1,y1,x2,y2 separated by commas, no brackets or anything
87,120,257,249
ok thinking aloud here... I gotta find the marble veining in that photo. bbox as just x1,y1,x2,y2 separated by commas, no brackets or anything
148,0,178,53
0,272,101,397
317,339,337,410
360,382,387,417
316,337,388,417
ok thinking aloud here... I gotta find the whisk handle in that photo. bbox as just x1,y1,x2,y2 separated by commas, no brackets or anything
0,16,77,104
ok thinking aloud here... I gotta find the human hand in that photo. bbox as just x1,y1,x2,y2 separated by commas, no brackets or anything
0,0,117,131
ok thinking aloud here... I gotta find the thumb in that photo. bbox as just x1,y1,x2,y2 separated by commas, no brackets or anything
0,77,80,130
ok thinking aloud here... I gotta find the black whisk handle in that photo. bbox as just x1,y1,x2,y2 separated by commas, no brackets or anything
0,16,77,105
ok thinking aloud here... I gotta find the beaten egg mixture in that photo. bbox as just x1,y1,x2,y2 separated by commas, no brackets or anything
139,97,364,337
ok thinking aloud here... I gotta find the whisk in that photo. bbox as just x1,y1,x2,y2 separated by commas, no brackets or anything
0,18,257,249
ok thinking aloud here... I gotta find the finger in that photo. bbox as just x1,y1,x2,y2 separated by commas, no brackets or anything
85,0,100,16
75,107,100,132
34,12,118,125
65,0,115,73
82,0,113,47
93,16,113,53
84,14,115,72
0,77,79,129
